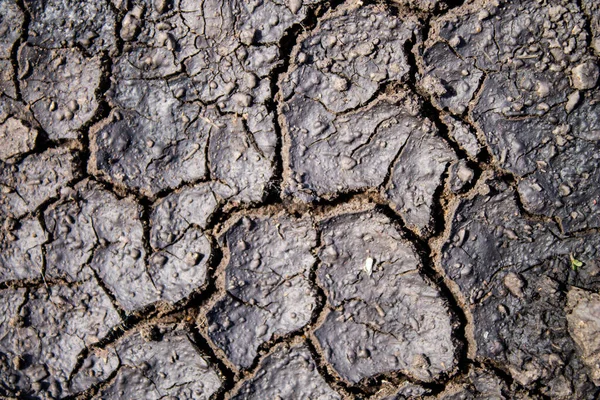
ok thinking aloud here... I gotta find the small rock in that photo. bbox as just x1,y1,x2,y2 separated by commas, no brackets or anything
12,356,25,370
232,93,253,107
340,156,357,170
239,29,256,46
332,75,349,92
558,184,571,197
287,0,303,14
449,160,474,193
155,0,169,14
121,12,141,41
565,91,580,113
571,61,599,90
503,272,525,298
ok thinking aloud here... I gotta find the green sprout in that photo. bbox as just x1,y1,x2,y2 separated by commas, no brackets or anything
570,253,584,271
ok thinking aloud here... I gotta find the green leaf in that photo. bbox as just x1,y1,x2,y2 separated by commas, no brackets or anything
570,254,584,271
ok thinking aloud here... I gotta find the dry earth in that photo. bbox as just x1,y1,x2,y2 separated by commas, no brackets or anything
1,0,600,399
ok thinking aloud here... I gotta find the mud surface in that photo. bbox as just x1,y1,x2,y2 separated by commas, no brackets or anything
1,0,600,399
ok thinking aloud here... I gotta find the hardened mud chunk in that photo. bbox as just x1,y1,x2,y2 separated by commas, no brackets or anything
18,45,102,140
23,0,117,53
425,0,589,80
0,217,46,282
468,264,596,398
150,184,221,250
384,121,456,236
441,116,480,159
43,181,105,282
90,243,158,312
315,210,456,384
440,180,600,398
73,326,222,399
471,63,575,125
231,344,341,400
117,0,319,81
205,215,317,369
283,88,456,235
282,20,457,227
47,179,219,308
420,41,483,115
89,89,207,197
92,84,274,201
206,110,275,204
0,0,21,57
485,92,600,234
90,67,205,196
282,4,418,113
229,0,324,45
148,227,213,303
0,288,28,397
0,280,121,399
0,147,78,219
0,0,24,98
447,160,475,194
44,180,161,312
283,93,421,199
441,180,600,298
147,0,323,107
471,72,570,175
0,60,15,98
